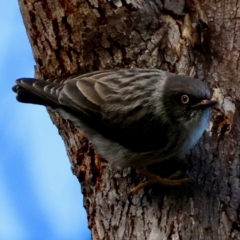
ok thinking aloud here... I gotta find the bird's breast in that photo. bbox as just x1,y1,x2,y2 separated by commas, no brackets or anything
181,109,210,154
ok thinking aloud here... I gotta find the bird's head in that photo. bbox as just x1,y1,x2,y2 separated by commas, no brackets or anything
162,74,217,124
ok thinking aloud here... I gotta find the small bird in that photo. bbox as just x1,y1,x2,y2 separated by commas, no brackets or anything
12,68,217,194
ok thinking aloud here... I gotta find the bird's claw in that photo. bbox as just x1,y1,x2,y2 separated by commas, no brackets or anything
131,169,194,194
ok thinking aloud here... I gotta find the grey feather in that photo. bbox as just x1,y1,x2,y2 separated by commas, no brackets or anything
13,68,216,168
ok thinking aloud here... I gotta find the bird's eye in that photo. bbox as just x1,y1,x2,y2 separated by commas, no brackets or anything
181,95,189,104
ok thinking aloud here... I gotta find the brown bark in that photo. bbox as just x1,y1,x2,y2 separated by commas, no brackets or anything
19,0,240,239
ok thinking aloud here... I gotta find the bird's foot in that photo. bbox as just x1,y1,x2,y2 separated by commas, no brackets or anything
131,168,194,195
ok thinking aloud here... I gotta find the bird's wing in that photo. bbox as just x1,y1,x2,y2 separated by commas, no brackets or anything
61,69,167,123
13,69,170,152
14,69,167,121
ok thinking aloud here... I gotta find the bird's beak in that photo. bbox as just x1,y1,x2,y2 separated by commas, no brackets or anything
191,99,218,109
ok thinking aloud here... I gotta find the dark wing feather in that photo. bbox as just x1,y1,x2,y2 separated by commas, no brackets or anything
63,69,165,123
13,69,169,152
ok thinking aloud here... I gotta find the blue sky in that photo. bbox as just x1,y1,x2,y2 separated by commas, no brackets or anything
0,2,90,240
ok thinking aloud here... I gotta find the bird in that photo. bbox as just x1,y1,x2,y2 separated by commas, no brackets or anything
12,68,217,194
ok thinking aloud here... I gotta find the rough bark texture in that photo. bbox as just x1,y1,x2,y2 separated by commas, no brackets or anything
19,0,240,239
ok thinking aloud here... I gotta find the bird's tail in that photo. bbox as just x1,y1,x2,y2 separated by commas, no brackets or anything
12,78,61,106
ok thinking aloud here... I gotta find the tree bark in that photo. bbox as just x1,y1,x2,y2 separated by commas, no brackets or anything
18,0,240,239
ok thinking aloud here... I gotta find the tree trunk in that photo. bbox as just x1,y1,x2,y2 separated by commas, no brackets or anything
18,0,240,239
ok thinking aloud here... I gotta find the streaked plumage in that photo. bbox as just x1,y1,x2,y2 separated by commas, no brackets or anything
13,68,217,192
